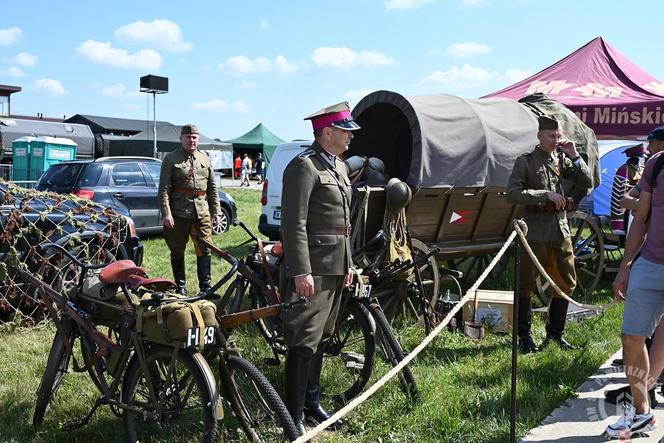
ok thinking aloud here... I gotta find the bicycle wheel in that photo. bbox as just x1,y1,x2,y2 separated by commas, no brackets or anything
249,282,284,349
122,345,219,443
33,318,74,426
367,303,419,401
321,299,376,406
372,239,441,331
221,354,299,442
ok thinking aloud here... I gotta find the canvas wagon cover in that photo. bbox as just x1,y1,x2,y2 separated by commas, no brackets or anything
350,90,600,189
349,91,539,188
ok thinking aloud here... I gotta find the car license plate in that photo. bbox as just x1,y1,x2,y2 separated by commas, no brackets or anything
273,210,281,220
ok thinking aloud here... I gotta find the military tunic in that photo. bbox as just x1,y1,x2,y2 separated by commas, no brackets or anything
158,148,221,257
280,141,353,351
506,146,592,296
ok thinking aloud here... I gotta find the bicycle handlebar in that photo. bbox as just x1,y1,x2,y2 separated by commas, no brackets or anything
39,241,112,271
369,246,440,286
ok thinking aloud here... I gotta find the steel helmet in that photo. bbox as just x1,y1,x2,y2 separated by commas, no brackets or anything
385,178,412,210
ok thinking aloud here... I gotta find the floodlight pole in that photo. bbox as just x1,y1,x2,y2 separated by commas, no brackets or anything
152,92,157,158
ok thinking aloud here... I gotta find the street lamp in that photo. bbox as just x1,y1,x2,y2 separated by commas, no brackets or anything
139,75,169,158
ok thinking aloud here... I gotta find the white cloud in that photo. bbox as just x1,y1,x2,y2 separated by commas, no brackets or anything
445,42,491,58
419,65,533,91
275,55,299,74
259,19,270,29
33,78,67,96
76,40,162,70
115,19,193,51
192,98,230,112
219,56,271,76
0,27,22,46
3,52,37,67
0,66,24,77
99,82,142,99
344,88,375,101
237,81,256,90
503,68,533,83
385,0,434,10
233,101,249,113
311,47,397,69
419,64,492,89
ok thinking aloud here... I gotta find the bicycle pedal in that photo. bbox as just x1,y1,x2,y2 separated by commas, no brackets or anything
263,357,281,366
62,418,87,431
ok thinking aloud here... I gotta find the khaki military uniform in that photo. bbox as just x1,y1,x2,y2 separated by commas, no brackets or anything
158,148,220,257
507,146,592,297
280,141,353,351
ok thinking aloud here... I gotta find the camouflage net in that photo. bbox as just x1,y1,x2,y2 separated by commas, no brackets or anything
0,180,133,325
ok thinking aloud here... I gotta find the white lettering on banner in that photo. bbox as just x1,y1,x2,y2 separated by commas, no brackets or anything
591,106,664,126
525,80,575,95
572,82,623,98
643,81,664,96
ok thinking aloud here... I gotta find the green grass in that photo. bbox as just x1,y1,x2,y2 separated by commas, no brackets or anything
0,188,625,442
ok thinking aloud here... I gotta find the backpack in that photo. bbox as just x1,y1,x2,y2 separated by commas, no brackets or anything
645,153,664,223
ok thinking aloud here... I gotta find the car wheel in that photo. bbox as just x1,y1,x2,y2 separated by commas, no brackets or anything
213,207,230,235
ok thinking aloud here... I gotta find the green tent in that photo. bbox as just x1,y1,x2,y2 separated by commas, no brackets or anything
222,123,285,166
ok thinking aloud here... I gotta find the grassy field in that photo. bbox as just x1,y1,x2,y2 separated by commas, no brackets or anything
0,187,624,442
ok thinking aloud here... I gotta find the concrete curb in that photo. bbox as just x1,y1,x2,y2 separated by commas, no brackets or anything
522,349,663,442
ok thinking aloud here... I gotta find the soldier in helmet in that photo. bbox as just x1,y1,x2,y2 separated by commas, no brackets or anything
158,124,221,295
280,101,359,435
506,115,592,353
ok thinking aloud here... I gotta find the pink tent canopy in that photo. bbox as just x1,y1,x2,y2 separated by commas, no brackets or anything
484,37,664,137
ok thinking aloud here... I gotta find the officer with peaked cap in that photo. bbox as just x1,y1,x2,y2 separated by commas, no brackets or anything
280,101,359,434
158,124,221,294
507,115,592,353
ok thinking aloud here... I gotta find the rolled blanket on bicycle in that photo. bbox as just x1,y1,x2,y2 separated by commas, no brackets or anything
136,298,218,348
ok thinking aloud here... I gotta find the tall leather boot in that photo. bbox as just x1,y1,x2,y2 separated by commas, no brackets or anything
170,256,187,295
543,298,577,350
196,255,212,293
304,345,345,429
517,296,539,354
285,347,313,436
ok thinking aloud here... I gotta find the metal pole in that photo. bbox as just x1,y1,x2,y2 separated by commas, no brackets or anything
153,92,157,159
510,240,520,443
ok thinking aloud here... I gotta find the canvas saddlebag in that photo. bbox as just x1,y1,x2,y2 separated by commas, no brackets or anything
136,298,218,349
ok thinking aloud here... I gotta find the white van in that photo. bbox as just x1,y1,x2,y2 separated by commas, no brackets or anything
258,141,312,240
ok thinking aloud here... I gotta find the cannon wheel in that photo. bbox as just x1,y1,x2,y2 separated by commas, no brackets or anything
535,211,605,306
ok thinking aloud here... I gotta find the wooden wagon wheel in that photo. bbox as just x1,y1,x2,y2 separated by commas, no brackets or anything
372,238,441,332
535,211,605,306
448,247,513,291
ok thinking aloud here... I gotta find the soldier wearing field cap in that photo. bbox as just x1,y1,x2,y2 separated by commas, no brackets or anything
280,101,359,434
507,115,592,353
158,123,221,294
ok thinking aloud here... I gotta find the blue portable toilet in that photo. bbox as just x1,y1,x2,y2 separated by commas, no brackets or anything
12,136,77,183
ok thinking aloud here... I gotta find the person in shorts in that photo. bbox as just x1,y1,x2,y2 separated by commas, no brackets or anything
606,146,664,438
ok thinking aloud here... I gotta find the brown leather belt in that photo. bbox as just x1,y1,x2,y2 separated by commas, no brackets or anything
173,187,206,197
307,225,351,236
525,205,561,214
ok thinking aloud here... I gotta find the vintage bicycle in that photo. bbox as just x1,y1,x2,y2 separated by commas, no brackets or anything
22,241,299,442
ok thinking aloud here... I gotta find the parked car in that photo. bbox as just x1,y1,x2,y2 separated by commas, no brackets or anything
258,141,311,240
36,156,237,236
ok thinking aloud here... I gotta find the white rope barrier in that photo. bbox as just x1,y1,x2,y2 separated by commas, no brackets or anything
294,219,592,441
294,230,518,442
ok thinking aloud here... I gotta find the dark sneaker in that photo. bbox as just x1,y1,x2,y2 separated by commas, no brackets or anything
605,405,655,439
604,385,658,408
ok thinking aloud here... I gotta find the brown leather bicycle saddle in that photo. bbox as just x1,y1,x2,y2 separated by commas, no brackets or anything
99,260,177,292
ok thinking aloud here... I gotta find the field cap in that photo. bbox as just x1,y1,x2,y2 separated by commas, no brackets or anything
538,115,560,131
181,124,199,135
622,143,648,157
304,101,361,131
641,126,664,142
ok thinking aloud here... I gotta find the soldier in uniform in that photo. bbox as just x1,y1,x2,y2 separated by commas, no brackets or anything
158,124,221,294
280,101,359,434
507,115,592,353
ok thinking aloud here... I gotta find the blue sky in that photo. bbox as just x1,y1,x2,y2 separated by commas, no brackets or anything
2,0,662,141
